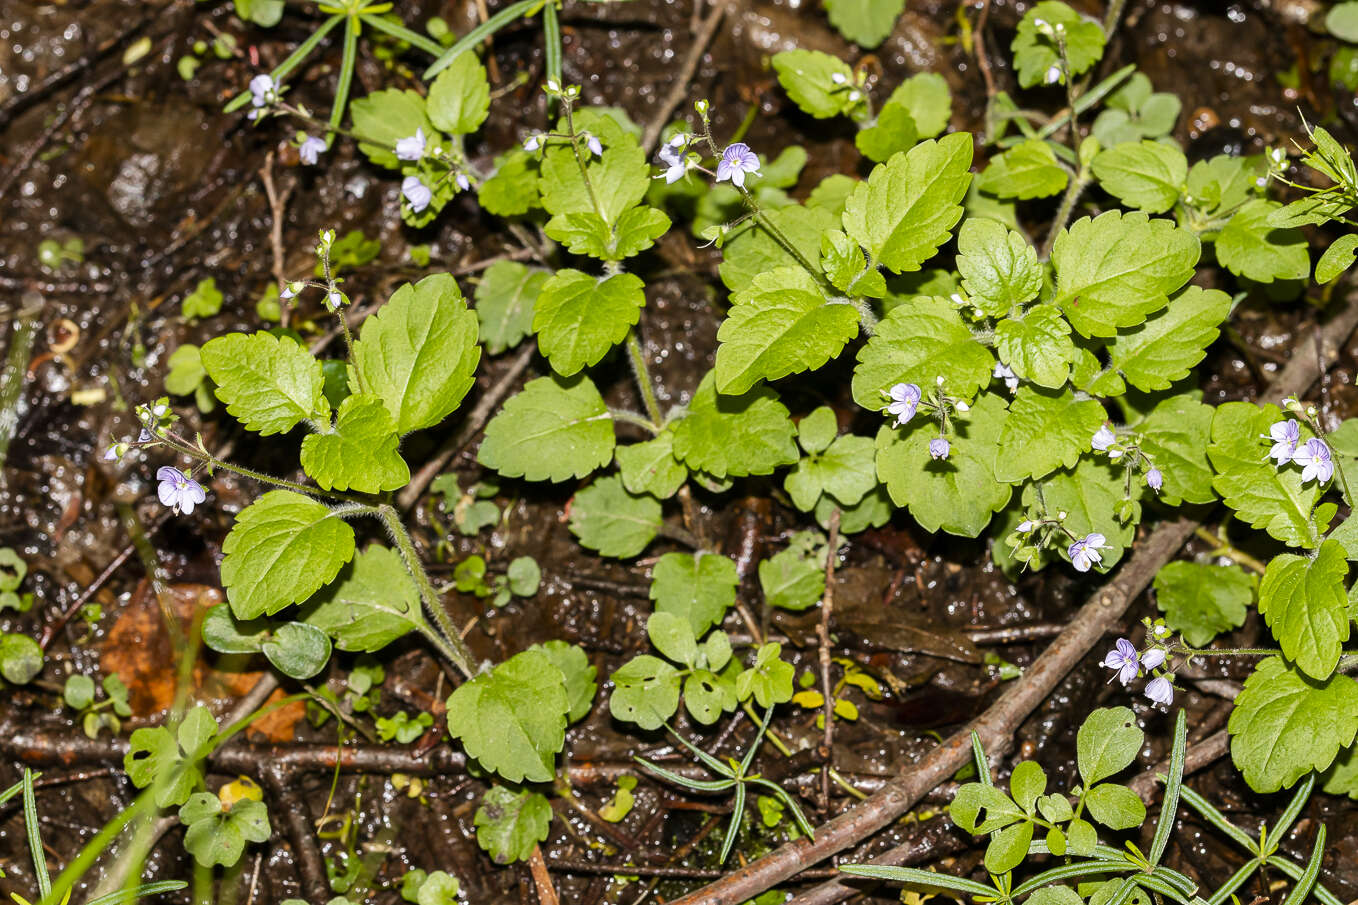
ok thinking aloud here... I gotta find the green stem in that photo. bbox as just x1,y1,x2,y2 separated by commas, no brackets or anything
608,406,661,434
624,330,665,426
561,100,608,223
329,14,360,142
1192,526,1267,575
160,433,350,501
377,504,477,678
1040,169,1090,260
738,187,831,291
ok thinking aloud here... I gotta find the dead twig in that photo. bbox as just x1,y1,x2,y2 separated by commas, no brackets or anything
816,508,841,811
397,340,538,510
258,152,295,326
670,296,1358,905
261,765,330,902
528,845,562,905
640,0,728,155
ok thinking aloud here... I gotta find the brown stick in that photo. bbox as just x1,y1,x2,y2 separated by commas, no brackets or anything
640,0,727,155
669,296,1358,905
816,508,841,809
528,845,562,905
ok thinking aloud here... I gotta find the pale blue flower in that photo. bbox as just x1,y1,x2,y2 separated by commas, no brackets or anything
523,133,542,152
298,134,326,166
993,362,1018,392
928,437,950,460
885,383,921,426
157,466,206,515
402,175,432,213
583,132,603,157
1146,467,1163,492
1091,425,1116,453
1068,533,1106,572
1266,419,1300,464
715,142,760,188
1101,638,1139,686
455,173,471,192
395,128,427,162
1144,676,1174,706
281,281,301,299
1293,438,1334,484
103,443,126,462
249,74,275,108
1017,520,1035,532
658,144,688,184
1140,648,1166,670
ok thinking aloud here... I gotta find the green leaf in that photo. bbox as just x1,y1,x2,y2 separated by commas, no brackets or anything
718,204,836,292
234,0,283,26
1012,1,1106,88
569,474,663,558
1259,540,1349,680
532,640,597,724
1208,402,1318,548
1010,760,1046,812
610,654,682,729
616,432,687,499
798,407,839,455
479,150,541,217
821,230,885,296
1084,782,1146,830
1216,200,1310,283
823,0,905,47
650,552,737,637
540,127,648,227
884,72,951,139
1321,744,1358,798
956,218,1043,317
986,821,1034,873
350,273,481,435
350,89,434,170
736,643,796,708
182,277,224,320
1052,210,1200,338
951,783,1023,833
785,433,877,511
1317,234,1358,284
165,344,206,396
1327,1,1358,41
545,207,670,260
0,633,41,685
446,648,568,783
507,557,541,597
474,260,548,355
299,394,409,493
1229,656,1358,793
473,786,552,865
181,795,270,868
994,304,1076,390
1153,561,1252,647
875,392,1012,537
201,332,327,435
533,270,644,377
977,139,1068,200
64,674,95,710
772,50,858,119
1091,140,1187,213
647,611,698,668
299,545,425,652
672,372,798,479
994,387,1106,483
714,267,860,395
855,103,917,163
426,51,489,134
260,622,331,680
1131,392,1217,506
1078,706,1143,785
220,491,356,620
852,296,995,409
1101,285,1231,393
759,532,826,611
124,705,217,807
842,132,973,273
478,375,614,482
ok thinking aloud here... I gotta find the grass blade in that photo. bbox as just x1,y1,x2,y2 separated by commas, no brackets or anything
1281,824,1326,905
1149,708,1187,866
838,864,997,897
423,0,541,79
23,769,51,900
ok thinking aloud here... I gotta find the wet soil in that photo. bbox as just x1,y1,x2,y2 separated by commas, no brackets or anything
3,0,1358,902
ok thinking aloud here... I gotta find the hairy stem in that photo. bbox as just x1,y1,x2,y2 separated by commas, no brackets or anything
625,329,665,426
376,504,476,678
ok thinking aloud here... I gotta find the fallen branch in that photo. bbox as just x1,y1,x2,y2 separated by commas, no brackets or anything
670,297,1358,905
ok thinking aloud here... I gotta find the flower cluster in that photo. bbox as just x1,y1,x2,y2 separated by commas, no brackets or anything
103,397,209,516
1101,630,1174,707
1090,424,1163,494
279,229,350,311
247,73,279,120
881,378,968,461
1264,418,1333,484
392,127,473,216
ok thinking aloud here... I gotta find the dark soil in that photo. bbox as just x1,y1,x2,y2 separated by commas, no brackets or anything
2,0,1357,902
